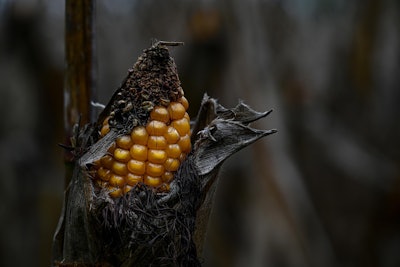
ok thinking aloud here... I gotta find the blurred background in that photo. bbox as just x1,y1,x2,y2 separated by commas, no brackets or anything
1,0,399,266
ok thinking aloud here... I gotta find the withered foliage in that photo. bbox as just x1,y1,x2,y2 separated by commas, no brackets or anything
52,42,276,266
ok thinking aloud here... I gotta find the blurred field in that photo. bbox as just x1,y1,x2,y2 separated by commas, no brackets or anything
0,0,399,266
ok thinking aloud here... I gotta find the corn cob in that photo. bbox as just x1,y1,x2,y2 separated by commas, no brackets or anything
91,42,191,198
94,98,190,197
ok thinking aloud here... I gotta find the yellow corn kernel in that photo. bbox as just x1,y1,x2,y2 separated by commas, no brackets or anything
164,158,180,172
178,134,191,153
97,167,111,181
112,161,129,176
93,159,101,168
124,185,133,194
127,159,146,175
131,126,148,145
168,102,186,120
108,186,123,198
178,96,189,110
162,171,174,183
100,124,110,136
148,149,167,164
114,148,130,163
164,126,180,144
116,135,133,150
150,106,170,123
109,174,126,187
130,144,148,161
166,144,181,158
146,120,167,136
144,175,162,187
103,116,111,125
146,162,164,177
147,136,167,149
184,112,190,121
126,173,143,186
100,155,114,169
107,142,116,153
159,183,170,192
171,118,190,136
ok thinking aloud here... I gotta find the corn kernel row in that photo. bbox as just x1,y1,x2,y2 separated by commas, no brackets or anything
93,96,191,198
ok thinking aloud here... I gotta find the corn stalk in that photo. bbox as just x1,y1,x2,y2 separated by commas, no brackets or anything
63,0,96,185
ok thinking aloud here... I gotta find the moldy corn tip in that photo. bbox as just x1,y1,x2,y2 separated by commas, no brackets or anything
91,42,191,198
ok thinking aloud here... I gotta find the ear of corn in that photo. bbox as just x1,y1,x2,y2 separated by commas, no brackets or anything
90,42,191,198
93,97,191,197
